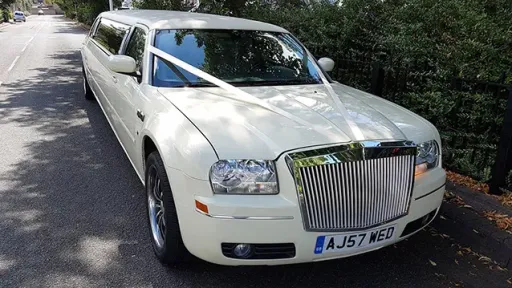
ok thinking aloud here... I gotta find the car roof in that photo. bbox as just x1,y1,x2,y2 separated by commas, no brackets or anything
14,11,24,13
98,10,289,33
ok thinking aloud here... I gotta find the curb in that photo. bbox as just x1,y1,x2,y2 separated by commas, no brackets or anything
0,20,14,29
431,183,512,269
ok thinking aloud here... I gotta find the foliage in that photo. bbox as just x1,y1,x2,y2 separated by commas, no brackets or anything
0,0,15,10
133,0,183,11
15,0,32,12
55,0,121,25
1,9,12,21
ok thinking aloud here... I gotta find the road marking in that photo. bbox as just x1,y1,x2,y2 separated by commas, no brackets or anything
21,36,34,52
8,56,20,72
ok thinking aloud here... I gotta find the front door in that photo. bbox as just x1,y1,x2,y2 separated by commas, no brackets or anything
114,25,149,164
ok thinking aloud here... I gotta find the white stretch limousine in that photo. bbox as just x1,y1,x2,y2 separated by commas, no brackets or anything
81,10,446,266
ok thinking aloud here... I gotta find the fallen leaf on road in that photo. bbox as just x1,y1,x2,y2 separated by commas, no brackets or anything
472,229,479,234
444,190,456,199
440,215,447,220
446,171,489,193
461,247,472,253
499,192,512,208
483,211,512,232
450,195,466,206
496,265,507,271
479,256,492,263
507,278,511,285
429,259,437,266
455,259,459,265
462,204,473,209
457,251,464,256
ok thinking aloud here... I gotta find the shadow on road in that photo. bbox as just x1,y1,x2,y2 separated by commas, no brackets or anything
0,49,148,287
0,43,510,288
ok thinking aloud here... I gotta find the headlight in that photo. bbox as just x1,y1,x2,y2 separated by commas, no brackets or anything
209,160,278,194
415,140,439,175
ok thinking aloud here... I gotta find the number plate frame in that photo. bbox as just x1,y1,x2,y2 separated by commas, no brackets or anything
314,224,397,254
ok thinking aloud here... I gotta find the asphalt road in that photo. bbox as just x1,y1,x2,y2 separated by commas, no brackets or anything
0,15,511,288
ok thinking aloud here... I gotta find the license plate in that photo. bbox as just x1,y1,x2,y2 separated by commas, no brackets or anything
314,224,397,254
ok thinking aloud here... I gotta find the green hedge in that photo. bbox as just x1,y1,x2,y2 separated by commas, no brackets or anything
2,9,13,21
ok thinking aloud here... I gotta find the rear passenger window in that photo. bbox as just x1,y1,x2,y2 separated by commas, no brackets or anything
92,18,129,54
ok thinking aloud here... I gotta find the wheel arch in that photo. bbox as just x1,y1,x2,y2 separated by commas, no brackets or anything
139,112,218,181
142,134,158,173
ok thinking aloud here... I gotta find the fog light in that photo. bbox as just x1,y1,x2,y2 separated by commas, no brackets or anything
233,244,253,258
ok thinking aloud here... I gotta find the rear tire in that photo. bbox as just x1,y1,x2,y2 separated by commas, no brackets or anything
82,67,95,101
145,151,188,265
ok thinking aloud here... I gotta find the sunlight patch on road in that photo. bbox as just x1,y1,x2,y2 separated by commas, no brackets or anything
75,236,121,273
0,254,16,271
3,209,43,222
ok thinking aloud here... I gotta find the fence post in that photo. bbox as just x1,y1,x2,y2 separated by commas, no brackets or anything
490,87,512,195
371,61,384,97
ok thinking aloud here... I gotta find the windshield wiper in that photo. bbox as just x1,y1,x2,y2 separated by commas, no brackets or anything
185,83,217,87
229,79,320,86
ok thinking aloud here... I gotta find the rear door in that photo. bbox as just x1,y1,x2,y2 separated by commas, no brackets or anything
84,18,130,138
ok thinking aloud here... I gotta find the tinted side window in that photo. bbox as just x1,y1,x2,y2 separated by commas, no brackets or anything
92,19,129,54
124,27,147,76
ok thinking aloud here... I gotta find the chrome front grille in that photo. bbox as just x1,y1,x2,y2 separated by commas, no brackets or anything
287,141,416,232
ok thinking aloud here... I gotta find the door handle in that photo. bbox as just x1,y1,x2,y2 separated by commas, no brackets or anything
136,109,145,122
112,75,118,83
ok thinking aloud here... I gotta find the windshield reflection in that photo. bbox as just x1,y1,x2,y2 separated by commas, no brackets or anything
153,29,325,88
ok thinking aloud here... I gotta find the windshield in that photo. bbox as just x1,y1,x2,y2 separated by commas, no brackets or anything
153,29,327,87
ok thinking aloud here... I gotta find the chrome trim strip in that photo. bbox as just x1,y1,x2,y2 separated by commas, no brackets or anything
195,209,294,220
286,140,417,232
286,140,416,169
415,183,446,200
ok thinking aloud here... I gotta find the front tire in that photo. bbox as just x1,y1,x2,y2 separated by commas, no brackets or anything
145,151,188,265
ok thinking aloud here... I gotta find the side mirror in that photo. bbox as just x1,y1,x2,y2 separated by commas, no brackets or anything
318,57,335,72
107,55,137,74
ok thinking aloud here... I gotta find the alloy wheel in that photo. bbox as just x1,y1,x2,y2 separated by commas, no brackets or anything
147,166,166,250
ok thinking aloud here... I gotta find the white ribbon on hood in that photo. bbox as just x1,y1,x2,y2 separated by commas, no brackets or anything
148,45,365,141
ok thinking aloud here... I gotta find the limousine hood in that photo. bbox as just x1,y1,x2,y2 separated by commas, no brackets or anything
158,83,436,160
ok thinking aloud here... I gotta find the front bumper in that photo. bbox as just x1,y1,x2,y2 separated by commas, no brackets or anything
168,165,445,266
